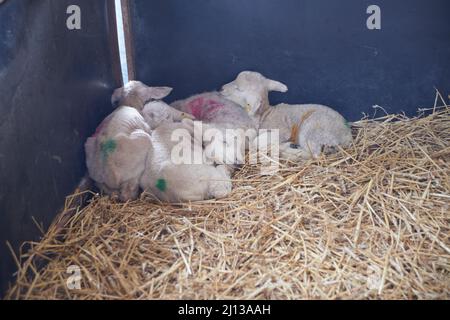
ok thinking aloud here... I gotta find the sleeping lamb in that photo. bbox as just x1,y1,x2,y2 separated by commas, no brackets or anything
221,71,353,160
171,92,258,167
85,81,172,201
86,80,232,202
139,117,233,202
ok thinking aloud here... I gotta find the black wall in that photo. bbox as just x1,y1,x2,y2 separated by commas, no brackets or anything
0,0,120,295
130,0,450,120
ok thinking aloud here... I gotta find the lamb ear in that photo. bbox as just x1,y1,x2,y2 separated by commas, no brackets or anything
221,82,237,94
266,79,288,93
143,86,173,100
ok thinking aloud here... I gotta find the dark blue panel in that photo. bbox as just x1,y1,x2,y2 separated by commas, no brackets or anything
130,0,450,120
0,0,119,295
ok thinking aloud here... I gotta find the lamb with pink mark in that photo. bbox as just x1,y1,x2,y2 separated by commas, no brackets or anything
171,92,258,167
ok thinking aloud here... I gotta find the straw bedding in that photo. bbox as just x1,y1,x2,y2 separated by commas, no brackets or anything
6,103,450,300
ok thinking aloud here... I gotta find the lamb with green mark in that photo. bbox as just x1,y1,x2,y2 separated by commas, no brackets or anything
85,81,173,201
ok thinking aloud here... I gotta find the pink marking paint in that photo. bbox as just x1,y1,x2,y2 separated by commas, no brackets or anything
204,99,225,116
187,97,224,120
187,97,205,119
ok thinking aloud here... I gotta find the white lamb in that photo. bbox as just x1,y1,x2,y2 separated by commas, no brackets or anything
87,80,232,203
171,92,258,167
221,71,353,160
85,81,173,201
139,118,233,202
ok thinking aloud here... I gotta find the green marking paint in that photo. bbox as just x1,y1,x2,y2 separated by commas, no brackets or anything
100,139,117,159
155,179,167,192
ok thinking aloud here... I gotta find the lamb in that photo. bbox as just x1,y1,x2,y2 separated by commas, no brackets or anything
111,81,173,111
221,71,353,160
171,92,256,131
85,81,173,201
171,92,258,167
87,80,232,203
139,118,233,202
